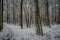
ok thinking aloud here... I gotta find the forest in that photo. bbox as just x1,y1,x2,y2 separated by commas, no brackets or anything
0,0,60,40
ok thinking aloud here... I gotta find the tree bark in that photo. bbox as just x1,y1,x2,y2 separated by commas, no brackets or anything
20,0,23,28
0,0,3,31
45,0,51,28
23,6,29,28
35,0,43,36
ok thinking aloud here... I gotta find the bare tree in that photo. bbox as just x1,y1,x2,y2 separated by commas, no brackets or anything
23,5,29,28
13,0,16,24
20,0,23,28
6,0,9,23
57,0,60,24
34,0,43,35
45,0,51,27
0,0,3,31
23,1,31,28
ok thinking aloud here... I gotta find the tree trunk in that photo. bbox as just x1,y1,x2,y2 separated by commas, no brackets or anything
45,0,51,28
23,6,29,28
35,0,43,36
7,0,8,23
13,0,16,24
0,0,3,31
20,0,23,28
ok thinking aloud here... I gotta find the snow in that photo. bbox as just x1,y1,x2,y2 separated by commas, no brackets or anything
43,25,57,33
0,23,60,40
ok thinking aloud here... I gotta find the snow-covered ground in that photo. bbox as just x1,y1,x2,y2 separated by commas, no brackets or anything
0,23,60,40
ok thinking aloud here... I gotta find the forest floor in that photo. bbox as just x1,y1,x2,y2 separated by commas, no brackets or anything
0,23,60,40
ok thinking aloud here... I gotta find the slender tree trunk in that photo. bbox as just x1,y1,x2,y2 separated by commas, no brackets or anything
0,0,3,31
35,0,43,36
45,0,51,27
13,0,15,24
57,0,60,24
25,14,29,28
23,6,30,28
7,0,8,23
26,9,30,28
20,0,23,28
24,7,29,28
